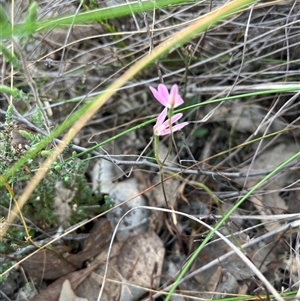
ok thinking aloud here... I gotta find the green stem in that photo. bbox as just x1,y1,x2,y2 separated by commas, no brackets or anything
154,134,169,209
154,134,162,169
153,107,175,209
162,107,174,167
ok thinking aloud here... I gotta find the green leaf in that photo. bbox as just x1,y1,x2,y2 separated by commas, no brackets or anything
0,43,19,68
0,85,20,98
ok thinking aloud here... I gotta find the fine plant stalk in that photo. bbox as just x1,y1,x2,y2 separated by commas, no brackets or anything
159,107,175,209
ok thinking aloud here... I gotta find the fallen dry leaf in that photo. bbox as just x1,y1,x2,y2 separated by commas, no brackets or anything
21,219,112,280
107,178,149,241
32,260,101,301
206,267,239,299
58,279,88,301
117,231,165,295
76,242,123,301
20,245,78,280
76,231,165,301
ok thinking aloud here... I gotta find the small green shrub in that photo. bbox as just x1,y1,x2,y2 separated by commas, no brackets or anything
0,106,113,276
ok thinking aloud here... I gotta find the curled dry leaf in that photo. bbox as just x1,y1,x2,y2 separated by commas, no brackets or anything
237,143,297,231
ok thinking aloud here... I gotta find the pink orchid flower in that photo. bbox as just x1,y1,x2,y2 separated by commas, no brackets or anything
149,84,184,108
153,107,188,136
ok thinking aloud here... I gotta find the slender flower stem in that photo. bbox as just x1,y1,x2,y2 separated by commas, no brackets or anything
154,108,174,211
153,108,174,168
154,134,162,169
154,133,170,210
163,107,173,166
163,109,173,210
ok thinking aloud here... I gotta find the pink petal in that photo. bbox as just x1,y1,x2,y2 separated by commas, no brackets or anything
149,85,168,107
149,86,159,100
153,108,168,136
160,122,188,136
158,84,169,103
149,86,163,105
156,107,168,126
150,84,185,109
171,122,189,132
162,113,183,128
159,129,171,136
175,96,184,108
170,85,184,108
169,84,178,108
170,112,183,124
